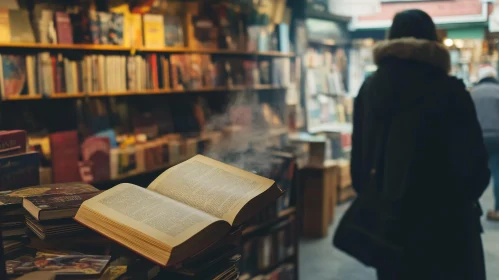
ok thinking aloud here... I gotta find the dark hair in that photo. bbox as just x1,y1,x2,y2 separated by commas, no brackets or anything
388,9,437,41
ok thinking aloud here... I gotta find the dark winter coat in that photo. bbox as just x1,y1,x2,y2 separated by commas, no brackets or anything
350,38,490,280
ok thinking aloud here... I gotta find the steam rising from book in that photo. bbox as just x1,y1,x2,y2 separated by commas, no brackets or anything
202,92,284,176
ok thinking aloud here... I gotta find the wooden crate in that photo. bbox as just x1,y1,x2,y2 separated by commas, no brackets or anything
300,161,338,238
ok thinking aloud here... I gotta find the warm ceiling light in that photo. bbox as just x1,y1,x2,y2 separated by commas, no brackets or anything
444,38,454,47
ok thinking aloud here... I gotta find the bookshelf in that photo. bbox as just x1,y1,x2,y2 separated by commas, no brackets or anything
0,0,302,279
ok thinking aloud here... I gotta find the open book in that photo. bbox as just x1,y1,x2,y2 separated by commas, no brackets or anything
75,155,281,267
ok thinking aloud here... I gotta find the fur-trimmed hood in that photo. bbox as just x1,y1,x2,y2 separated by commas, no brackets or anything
373,38,450,73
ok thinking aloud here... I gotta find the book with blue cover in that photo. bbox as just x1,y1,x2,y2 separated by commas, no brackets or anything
1,55,27,98
109,12,124,45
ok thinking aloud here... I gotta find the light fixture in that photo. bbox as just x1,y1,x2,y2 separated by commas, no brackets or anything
444,38,454,47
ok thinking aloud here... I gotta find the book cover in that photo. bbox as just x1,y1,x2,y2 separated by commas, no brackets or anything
130,13,143,47
49,131,81,183
70,11,91,44
25,192,100,213
97,12,111,44
25,55,36,95
0,8,10,43
0,183,99,210
142,14,165,48
2,55,27,98
55,11,74,44
160,56,170,89
109,12,124,45
192,16,218,49
149,54,159,89
0,130,27,157
0,152,40,192
189,54,203,89
170,55,181,90
81,136,110,183
164,16,184,47
89,10,100,44
8,9,35,43
6,252,111,277
277,24,290,53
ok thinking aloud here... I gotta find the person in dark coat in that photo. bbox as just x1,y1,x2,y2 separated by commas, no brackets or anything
349,10,490,280
471,65,499,221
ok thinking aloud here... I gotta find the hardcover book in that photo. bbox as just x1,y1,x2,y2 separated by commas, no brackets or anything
97,12,111,44
24,191,100,221
2,55,27,98
89,10,100,44
0,183,99,210
25,216,87,240
49,131,81,183
143,14,165,48
81,137,111,183
130,13,143,47
0,130,27,157
55,11,74,44
8,9,35,43
164,16,184,47
70,11,91,44
109,12,124,45
6,251,111,277
0,152,40,192
75,155,282,267
0,8,10,43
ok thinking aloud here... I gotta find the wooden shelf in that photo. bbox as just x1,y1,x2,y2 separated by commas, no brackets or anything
1,86,287,101
0,42,132,51
3,95,42,100
0,43,295,57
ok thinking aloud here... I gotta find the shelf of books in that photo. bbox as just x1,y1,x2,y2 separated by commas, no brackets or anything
0,0,302,279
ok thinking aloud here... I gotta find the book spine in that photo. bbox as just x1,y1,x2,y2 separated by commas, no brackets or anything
26,56,35,95
150,54,158,90
121,56,126,92
51,55,60,93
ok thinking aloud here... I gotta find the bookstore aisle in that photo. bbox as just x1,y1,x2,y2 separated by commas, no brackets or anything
299,186,499,280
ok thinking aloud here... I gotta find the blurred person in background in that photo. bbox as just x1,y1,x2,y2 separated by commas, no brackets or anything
472,65,499,221
334,9,490,280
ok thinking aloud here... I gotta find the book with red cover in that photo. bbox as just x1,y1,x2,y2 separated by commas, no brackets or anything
49,131,81,183
51,55,58,93
55,11,74,44
0,152,39,192
150,54,159,89
81,137,110,183
0,130,27,157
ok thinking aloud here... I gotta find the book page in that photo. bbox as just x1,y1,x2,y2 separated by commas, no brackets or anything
147,155,275,225
80,183,221,247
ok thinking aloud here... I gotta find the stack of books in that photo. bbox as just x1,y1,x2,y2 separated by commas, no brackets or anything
22,183,100,240
0,130,40,251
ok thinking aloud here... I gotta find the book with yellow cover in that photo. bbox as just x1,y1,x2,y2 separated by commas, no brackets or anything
0,8,10,43
75,155,282,267
130,13,143,48
142,14,164,49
